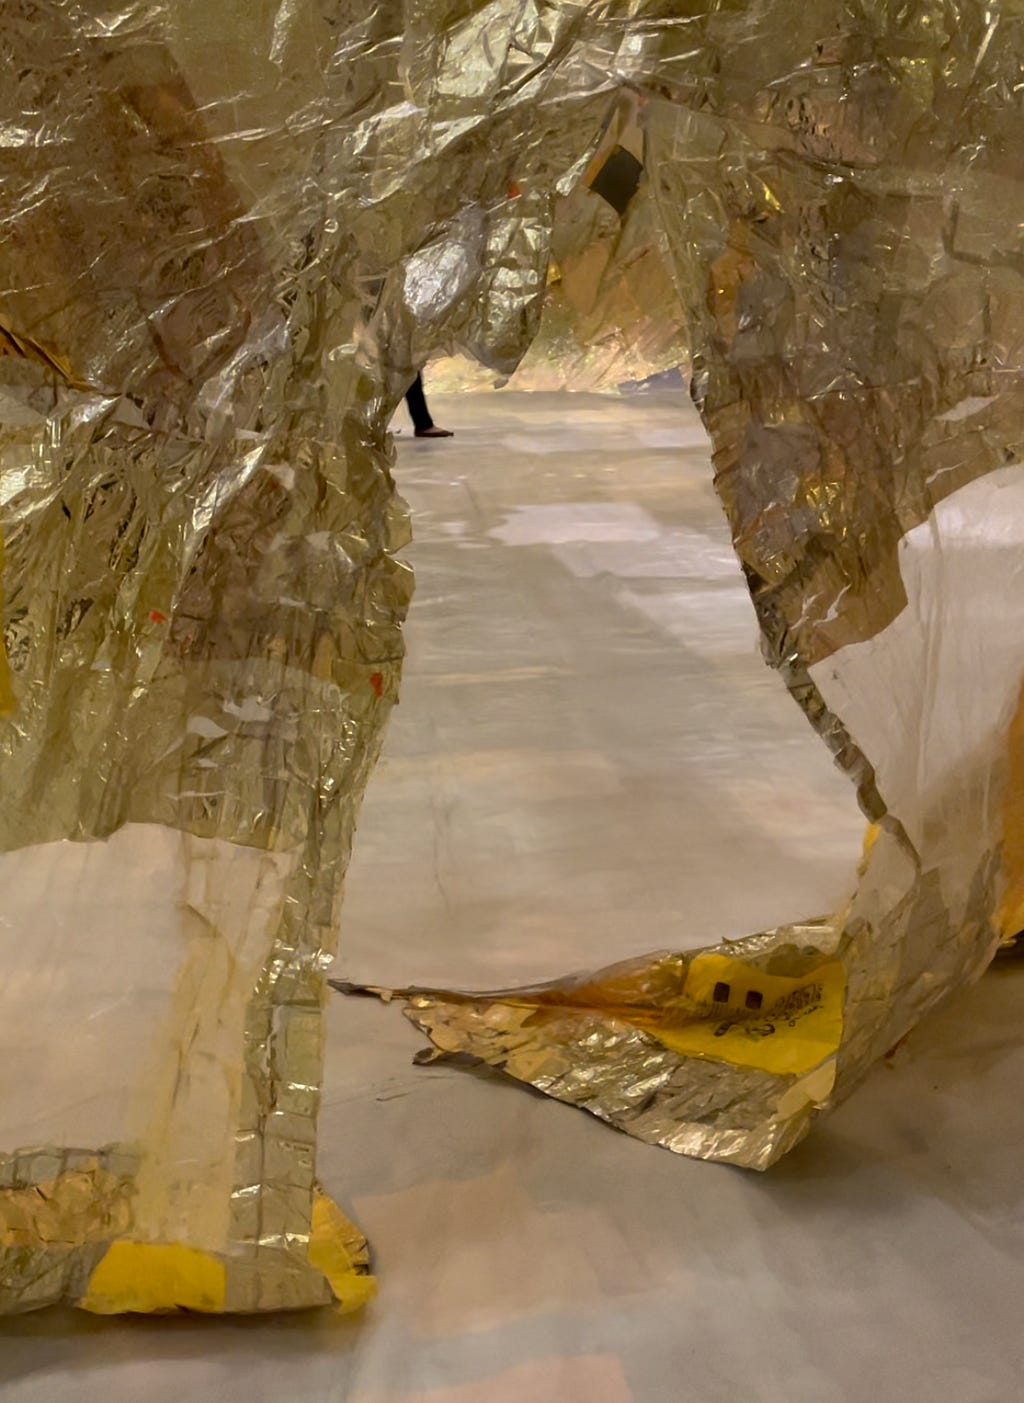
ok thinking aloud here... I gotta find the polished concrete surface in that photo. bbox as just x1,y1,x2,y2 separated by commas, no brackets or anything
346,390,862,991
4,392,1022,1401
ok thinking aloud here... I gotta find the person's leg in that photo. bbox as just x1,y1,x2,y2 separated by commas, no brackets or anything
404,373,433,432
404,372,454,437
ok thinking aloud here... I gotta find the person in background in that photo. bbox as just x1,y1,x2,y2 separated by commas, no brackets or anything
404,372,453,437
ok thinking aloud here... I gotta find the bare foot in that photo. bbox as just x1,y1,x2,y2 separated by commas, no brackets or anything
414,426,454,438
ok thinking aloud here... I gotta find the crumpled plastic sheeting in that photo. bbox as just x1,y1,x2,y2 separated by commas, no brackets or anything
367,1,1024,1169
2,0,1024,1317
428,89,690,393
0,0,649,1315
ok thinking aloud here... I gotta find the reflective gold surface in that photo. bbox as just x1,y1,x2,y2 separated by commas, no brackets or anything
343,4,1024,1171
2,0,1023,1313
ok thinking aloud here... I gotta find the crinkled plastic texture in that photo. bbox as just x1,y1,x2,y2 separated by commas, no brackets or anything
0,0,645,1316
378,0,1024,1169
429,89,690,393
1,0,1023,1316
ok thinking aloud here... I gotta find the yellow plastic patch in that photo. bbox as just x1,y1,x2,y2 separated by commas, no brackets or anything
80,1242,226,1315
642,953,846,1077
308,1191,376,1315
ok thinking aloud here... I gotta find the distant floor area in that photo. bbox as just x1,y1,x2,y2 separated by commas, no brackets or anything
342,388,862,990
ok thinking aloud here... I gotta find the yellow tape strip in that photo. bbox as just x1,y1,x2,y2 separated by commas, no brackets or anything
308,1190,376,1315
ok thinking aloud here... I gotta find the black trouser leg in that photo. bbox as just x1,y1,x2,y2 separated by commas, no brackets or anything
404,373,434,432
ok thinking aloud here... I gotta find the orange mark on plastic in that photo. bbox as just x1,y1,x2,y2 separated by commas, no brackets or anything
507,180,521,199
370,672,384,698
148,609,168,624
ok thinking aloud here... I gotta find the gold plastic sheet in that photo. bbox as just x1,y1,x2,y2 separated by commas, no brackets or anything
0,0,647,1315
346,3,1024,1170
429,89,690,393
2,0,1024,1316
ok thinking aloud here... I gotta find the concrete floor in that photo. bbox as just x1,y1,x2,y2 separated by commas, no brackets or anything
345,389,862,992
4,391,1022,1401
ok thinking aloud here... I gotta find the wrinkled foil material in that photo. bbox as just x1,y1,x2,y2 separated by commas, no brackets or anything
346,3,1024,1171
0,0,645,1314
2,0,1024,1316
429,90,690,393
